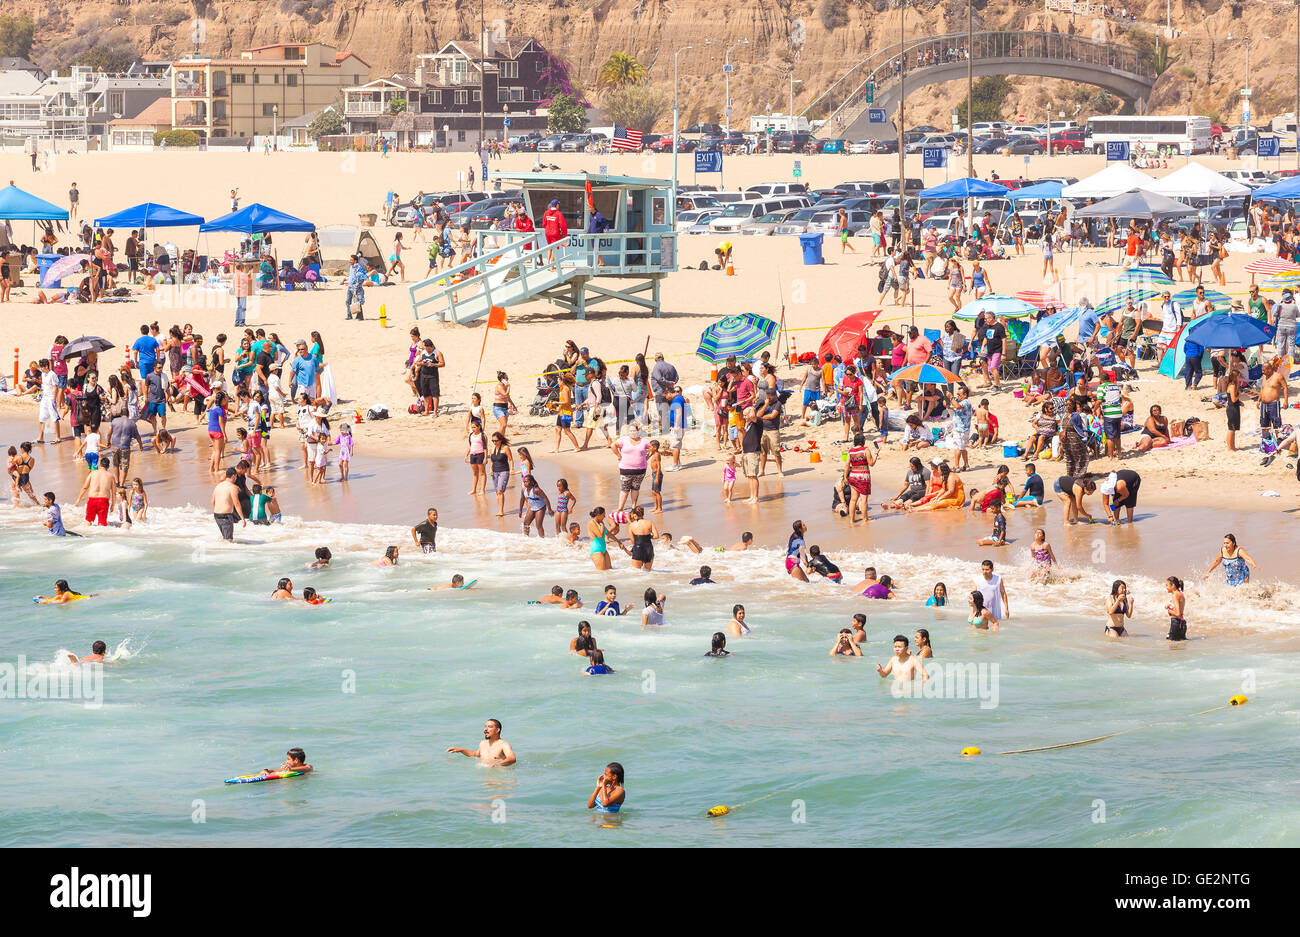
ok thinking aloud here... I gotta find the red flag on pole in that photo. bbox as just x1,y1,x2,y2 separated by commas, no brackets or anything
584,178,593,213
487,305,508,330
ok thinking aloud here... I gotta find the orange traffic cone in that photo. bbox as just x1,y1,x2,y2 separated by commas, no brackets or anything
725,257,735,276
354,408,362,423
788,334,799,367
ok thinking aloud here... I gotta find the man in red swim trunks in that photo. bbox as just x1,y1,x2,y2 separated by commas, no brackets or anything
73,460,116,526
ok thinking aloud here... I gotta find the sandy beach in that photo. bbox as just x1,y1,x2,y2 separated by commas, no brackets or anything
1,147,1297,520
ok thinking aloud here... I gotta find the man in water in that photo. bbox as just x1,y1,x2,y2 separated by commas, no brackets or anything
728,532,753,551
411,507,438,553
593,585,630,615
807,545,842,582
430,575,468,591
211,469,246,541
876,635,929,682
537,585,566,604
976,559,1010,619
67,640,107,664
73,461,117,527
42,491,70,536
690,565,715,585
260,748,312,777
446,718,517,766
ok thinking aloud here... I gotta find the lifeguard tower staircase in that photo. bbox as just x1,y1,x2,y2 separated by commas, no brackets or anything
407,172,678,323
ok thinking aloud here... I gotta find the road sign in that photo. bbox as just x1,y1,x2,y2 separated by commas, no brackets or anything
723,64,734,73
1242,101,1252,124
864,81,875,104
503,116,511,127
695,150,723,173
793,159,802,178
867,108,886,124
1105,140,1130,162
1016,114,1026,123
1259,136,1281,158
922,147,947,169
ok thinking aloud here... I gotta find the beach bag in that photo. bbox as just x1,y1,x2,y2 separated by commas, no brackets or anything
1191,420,1210,442
407,401,425,415
1170,419,1186,437
366,405,389,421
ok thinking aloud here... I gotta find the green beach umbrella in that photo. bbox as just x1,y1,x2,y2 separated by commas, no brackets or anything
695,314,779,364
1115,265,1175,289
1095,288,1162,315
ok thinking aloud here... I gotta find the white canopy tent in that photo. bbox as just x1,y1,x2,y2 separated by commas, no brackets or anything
1140,162,1251,199
1061,164,1159,199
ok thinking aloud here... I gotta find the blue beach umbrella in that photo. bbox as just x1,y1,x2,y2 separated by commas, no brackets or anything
1115,266,1175,289
1186,313,1274,349
1018,305,1085,357
953,295,1038,320
695,313,779,363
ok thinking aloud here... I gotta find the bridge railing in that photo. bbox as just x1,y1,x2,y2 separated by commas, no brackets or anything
818,30,1152,134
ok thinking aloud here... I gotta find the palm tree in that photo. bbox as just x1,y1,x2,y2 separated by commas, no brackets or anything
597,52,648,91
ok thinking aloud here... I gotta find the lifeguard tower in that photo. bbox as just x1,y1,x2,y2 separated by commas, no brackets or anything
407,171,678,323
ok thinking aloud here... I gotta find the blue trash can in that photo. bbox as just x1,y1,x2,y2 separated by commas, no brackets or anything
36,252,62,287
799,233,824,266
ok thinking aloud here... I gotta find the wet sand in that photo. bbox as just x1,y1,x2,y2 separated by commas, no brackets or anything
6,416,1296,589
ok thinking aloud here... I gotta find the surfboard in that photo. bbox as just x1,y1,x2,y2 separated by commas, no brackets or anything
224,770,305,784
457,579,478,590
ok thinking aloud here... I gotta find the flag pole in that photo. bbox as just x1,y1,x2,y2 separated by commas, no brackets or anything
775,270,788,366
472,319,492,393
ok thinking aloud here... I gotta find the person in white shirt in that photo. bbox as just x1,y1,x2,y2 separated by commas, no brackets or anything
1157,291,1182,358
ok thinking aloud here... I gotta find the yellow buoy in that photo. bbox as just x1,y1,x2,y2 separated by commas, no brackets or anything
706,805,731,817
1229,694,1248,706
961,746,981,757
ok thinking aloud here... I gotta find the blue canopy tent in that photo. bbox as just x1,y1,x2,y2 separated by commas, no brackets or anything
0,184,68,220
93,203,205,229
1018,306,1085,357
1249,176,1300,201
1007,181,1064,202
918,177,1010,199
199,203,315,234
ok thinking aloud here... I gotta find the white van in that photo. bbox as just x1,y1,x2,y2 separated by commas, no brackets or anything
709,196,812,233
745,182,809,198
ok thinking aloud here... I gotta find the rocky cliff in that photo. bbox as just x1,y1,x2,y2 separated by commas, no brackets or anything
4,0,1296,130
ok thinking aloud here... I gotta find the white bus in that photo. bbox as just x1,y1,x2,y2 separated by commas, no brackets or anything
1083,115,1212,156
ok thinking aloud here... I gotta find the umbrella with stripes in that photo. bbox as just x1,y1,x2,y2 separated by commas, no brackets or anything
1245,257,1300,275
1095,288,1162,315
1115,266,1175,289
1172,288,1232,308
888,363,963,384
1013,290,1066,311
695,314,779,364
953,295,1038,320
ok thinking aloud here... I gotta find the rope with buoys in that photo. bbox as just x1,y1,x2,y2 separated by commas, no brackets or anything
705,782,803,818
960,695,1249,758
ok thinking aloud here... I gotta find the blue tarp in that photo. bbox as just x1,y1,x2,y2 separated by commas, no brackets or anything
918,177,1009,199
1007,181,1064,202
0,185,69,221
93,202,204,229
199,203,315,234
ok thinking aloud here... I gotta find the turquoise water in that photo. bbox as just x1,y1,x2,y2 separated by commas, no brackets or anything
2,512,1298,847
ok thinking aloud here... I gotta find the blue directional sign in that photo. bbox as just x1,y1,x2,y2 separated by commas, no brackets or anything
504,116,511,128
922,147,947,169
867,108,886,124
1259,136,1280,158
1105,140,1130,162
695,150,722,173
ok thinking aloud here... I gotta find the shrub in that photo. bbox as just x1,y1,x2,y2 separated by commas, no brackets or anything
153,129,201,147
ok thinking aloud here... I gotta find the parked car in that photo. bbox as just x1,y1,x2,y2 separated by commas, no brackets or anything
745,182,808,198
883,178,925,196
708,196,812,234
677,208,722,233
819,138,848,154
721,131,748,149
1049,129,1085,154
698,132,725,150
772,131,814,153
676,193,721,212
1221,168,1269,186
1005,134,1047,155
559,134,594,152
743,209,804,235
870,138,900,154
686,210,725,234
650,135,697,152
905,133,958,154
774,207,824,235
809,207,872,235
972,136,1010,155
685,122,724,135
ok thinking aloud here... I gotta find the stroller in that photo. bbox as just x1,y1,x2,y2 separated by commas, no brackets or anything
529,360,563,416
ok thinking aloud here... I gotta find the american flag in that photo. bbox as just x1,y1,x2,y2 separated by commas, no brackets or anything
611,126,643,151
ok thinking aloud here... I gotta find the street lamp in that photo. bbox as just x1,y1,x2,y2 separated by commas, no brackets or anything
673,40,710,226
723,38,749,133
272,103,278,141
1226,33,1269,128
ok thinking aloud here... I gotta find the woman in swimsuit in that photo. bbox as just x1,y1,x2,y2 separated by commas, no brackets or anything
914,629,933,658
925,582,947,607
587,507,621,571
1133,404,1170,452
1105,580,1133,637
205,391,228,475
1164,576,1188,641
271,577,295,600
37,579,89,604
968,590,999,631
829,628,861,656
627,506,658,570
570,621,597,657
785,520,811,581
640,589,666,630
841,431,877,520
465,418,487,495
9,443,38,506
488,433,513,517
518,475,553,537
587,762,626,815
728,604,752,638
372,546,400,567
1203,533,1258,587
492,371,515,435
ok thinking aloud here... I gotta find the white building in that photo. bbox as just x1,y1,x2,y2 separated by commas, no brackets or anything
748,113,810,134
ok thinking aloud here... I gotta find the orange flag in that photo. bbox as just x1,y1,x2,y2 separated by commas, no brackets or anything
487,305,508,330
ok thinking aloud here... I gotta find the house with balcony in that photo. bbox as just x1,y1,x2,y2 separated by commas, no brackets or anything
169,41,369,139
342,34,551,148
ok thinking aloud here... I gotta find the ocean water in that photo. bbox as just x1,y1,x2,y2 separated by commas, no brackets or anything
2,509,1298,847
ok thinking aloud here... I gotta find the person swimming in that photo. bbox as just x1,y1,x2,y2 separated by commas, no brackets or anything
36,579,90,604
705,632,731,657
302,586,331,605
271,577,295,600
571,621,597,657
829,628,862,656
587,761,626,814
310,547,332,569
66,640,107,663
1105,579,1132,637
807,545,843,582
727,604,751,637
373,545,400,567
584,648,614,675
925,583,947,607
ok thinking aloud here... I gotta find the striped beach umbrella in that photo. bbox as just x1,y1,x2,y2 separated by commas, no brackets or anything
888,362,962,384
953,294,1038,320
1115,266,1175,288
1013,289,1066,311
695,313,779,363
1095,288,1162,315
1245,256,1300,275
1172,288,1232,307
1263,270,1300,290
